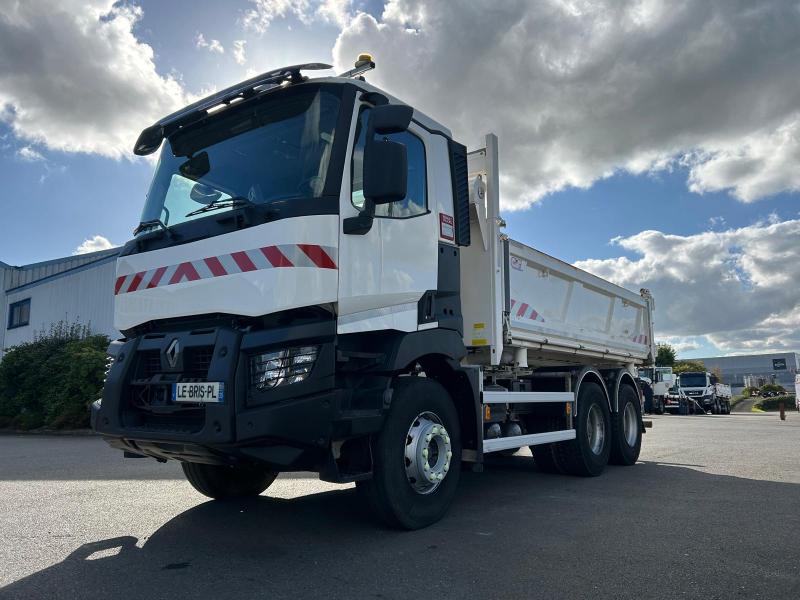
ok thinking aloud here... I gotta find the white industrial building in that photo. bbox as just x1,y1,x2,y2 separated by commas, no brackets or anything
695,352,800,392
1,248,120,360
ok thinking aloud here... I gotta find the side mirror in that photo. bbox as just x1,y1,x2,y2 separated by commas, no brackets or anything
371,104,413,135
363,139,407,204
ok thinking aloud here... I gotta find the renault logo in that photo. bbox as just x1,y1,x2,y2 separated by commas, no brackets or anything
165,339,181,368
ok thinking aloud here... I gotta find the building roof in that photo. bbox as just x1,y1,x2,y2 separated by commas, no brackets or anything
2,248,121,293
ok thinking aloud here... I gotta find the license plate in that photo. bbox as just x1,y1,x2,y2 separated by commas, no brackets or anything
172,382,224,404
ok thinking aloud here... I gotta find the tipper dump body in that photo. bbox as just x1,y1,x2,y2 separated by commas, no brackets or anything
460,134,655,369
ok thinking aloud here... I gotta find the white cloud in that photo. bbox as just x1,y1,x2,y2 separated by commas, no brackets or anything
657,335,703,355
73,235,116,255
317,0,353,28
195,32,225,54
243,0,312,33
16,146,44,162
242,0,353,33
0,1,188,159
332,1,800,209
574,218,800,354
232,40,247,65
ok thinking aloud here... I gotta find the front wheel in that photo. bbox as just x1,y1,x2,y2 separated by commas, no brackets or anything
654,399,665,415
181,462,277,499
357,377,461,530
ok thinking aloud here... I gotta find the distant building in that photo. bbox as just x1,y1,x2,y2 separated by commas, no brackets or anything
1,248,120,360
694,352,800,391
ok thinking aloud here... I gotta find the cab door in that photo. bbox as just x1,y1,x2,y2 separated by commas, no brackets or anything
337,102,437,334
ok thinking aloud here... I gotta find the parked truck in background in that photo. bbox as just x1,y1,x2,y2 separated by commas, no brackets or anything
663,382,690,414
637,366,674,414
91,57,656,529
679,372,731,414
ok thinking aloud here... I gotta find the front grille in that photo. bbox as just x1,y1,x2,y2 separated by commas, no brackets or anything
132,346,214,380
187,346,214,377
123,344,216,435
138,350,162,378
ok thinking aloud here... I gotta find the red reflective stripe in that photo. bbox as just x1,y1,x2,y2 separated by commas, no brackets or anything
516,303,529,317
261,246,292,267
169,262,201,284
114,276,126,295
231,251,257,272
126,272,146,293
510,299,516,309
204,256,227,277
298,244,337,269
530,310,538,320
147,266,167,288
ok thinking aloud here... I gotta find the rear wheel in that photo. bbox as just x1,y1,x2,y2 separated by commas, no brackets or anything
357,377,461,530
654,399,665,415
552,382,610,476
609,385,642,465
181,462,277,499
529,417,566,474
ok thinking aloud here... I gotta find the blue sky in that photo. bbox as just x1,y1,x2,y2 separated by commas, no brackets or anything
1,0,799,358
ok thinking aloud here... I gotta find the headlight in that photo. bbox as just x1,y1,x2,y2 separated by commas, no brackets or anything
250,346,319,391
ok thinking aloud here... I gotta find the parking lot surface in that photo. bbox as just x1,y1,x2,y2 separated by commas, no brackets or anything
1,412,798,599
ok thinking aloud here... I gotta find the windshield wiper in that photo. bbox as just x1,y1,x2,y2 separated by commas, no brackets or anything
185,196,256,218
133,218,174,238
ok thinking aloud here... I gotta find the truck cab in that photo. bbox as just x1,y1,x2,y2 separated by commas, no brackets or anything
678,372,731,414
93,59,652,529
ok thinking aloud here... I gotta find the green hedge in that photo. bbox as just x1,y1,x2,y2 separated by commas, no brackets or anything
0,322,109,430
754,396,797,411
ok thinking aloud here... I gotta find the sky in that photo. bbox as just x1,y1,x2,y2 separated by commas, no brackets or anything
0,0,799,358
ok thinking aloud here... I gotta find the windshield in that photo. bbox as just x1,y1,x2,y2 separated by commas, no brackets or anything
138,86,341,233
679,373,708,388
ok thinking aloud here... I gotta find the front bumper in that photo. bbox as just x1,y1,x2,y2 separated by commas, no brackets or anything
91,318,364,471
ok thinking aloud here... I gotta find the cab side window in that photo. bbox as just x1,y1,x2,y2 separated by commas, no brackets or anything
351,107,427,218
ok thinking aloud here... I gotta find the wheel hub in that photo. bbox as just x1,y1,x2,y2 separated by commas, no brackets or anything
586,404,606,455
404,411,452,495
623,401,637,446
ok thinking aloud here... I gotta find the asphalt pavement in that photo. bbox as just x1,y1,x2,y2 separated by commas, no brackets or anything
1,412,798,599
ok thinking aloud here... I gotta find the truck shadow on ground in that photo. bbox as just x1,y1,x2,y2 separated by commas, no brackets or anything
3,460,799,600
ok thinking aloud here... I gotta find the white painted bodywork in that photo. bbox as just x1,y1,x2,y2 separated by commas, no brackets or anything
336,97,439,335
114,215,339,331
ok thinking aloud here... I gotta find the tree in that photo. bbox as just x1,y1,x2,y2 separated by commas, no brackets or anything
673,360,706,374
655,343,676,367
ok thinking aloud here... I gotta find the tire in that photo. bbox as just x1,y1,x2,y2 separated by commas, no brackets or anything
609,385,642,466
181,462,277,499
357,377,461,530
551,382,611,477
529,417,566,474
654,399,664,415
712,398,719,414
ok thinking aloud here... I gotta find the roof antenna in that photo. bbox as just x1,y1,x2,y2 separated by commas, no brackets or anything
339,53,375,79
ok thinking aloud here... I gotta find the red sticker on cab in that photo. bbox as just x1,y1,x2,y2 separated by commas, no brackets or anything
439,213,455,241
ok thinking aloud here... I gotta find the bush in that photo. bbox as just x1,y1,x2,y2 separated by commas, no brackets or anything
0,321,109,430
741,386,760,398
754,396,796,411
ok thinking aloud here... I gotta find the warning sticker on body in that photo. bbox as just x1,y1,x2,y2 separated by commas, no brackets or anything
471,322,488,346
439,213,455,241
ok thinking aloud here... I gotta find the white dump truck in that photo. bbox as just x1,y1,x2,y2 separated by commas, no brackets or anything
92,57,656,529
679,371,732,414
